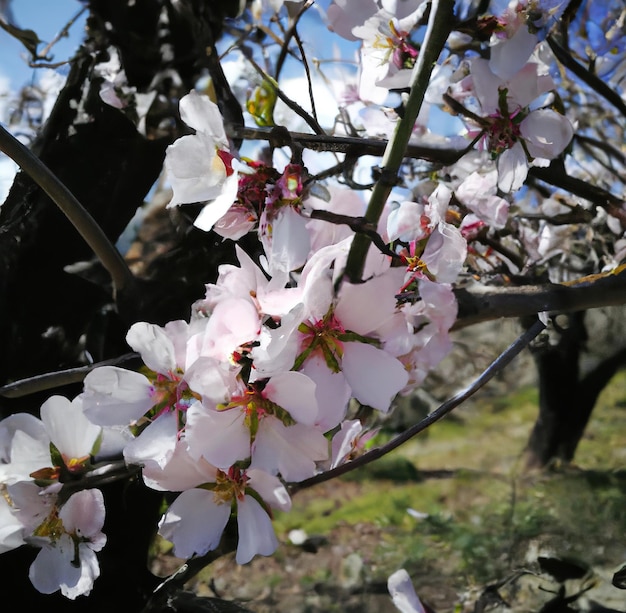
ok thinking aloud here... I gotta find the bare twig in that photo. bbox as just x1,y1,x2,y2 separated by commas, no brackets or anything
34,5,87,65
547,35,626,119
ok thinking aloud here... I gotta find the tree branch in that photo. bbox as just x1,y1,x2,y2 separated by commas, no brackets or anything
0,353,140,398
343,0,456,283
547,35,626,120
228,124,473,164
528,161,626,228
0,124,135,295
453,266,626,329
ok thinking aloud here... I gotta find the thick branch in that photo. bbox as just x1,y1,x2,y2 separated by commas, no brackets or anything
453,267,626,329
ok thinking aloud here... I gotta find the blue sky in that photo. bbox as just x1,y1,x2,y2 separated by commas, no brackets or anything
0,0,86,89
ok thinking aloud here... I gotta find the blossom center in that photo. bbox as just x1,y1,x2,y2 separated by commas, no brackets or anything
295,309,346,372
212,466,248,505
485,111,522,156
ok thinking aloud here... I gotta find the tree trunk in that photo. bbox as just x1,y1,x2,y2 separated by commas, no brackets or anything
0,2,245,609
523,311,626,468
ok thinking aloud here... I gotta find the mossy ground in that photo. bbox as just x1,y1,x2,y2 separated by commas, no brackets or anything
152,370,626,612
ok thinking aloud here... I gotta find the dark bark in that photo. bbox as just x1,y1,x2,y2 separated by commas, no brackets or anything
0,2,247,611
523,311,626,468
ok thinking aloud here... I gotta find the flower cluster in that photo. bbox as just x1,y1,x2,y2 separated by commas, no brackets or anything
0,0,582,601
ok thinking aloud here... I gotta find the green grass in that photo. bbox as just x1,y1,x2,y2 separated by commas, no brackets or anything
274,376,626,586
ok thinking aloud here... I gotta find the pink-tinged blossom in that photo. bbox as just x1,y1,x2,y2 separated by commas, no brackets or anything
195,243,301,322
185,372,328,482
165,90,238,231
388,568,427,613
21,487,107,600
83,320,235,469
352,5,426,103
394,186,467,286
460,58,573,192
83,320,197,427
158,466,290,565
263,246,410,418
455,170,510,229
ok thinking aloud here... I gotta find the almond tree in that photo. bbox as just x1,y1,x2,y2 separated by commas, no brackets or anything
0,0,625,610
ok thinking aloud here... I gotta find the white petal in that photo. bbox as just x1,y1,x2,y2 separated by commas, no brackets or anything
342,343,408,412
235,495,278,564
489,26,538,80
336,268,405,335
497,141,528,193
126,322,177,373
193,172,239,232
0,497,25,553
82,366,154,426
158,489,230,559
29,534,100,599
263,371,318,426
521,109,573,160
59,489,106,541
142,441,217,491
0,413,46,463
179,90,227,144
252,420,328,482
40,396,101,460
123,411,178,468
185,404,250,468
388,569,426,613
301,355,350,432
246,468,292,511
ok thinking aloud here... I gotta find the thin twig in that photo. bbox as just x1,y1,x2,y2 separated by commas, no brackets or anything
547,35,626,119
289,318,546,494
273,0,313,79
293,28,318,125
36,6,87,63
